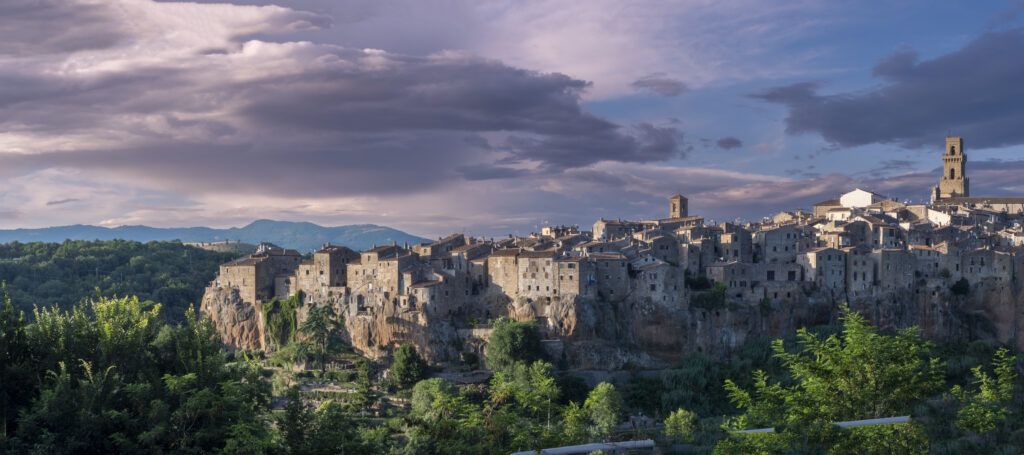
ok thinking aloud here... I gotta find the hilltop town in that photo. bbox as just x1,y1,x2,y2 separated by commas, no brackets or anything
202,137,1024,368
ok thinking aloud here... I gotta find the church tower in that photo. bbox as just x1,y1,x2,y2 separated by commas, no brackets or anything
934,137,968,200
669,194,688,218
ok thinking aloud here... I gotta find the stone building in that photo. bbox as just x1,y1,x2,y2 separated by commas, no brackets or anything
797,247,847,291
216,243,301,304
755,225,800,264
517,250,557,298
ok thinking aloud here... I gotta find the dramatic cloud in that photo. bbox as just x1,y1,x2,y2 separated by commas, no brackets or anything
0,0,688,203
751,28,1024,149
631,74,688,97
716,137,743,150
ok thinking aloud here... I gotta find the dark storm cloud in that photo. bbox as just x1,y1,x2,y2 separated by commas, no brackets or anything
505,123,684,170
750,28,1024,149
455,164,531,181
0,0,126,56
716,137,743,150
630,74,689,97
46,198,80,206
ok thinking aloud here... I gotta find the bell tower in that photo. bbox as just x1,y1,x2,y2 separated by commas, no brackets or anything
935,137,968,200
670,194,688,218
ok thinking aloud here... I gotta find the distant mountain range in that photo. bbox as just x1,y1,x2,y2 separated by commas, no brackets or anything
0,220,431,252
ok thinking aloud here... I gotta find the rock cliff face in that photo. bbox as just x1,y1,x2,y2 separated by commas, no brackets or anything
200,278,1023,369
200,287,266,351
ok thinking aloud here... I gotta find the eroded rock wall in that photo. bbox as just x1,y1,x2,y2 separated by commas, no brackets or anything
201,277,1024,370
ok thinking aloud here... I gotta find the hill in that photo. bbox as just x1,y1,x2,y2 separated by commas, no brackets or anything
0,220,430,252
0,239,238,322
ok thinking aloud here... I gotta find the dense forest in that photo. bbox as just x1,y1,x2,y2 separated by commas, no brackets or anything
0,240,238,323
1,240,1023,453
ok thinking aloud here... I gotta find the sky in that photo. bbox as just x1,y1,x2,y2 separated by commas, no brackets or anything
2,0,1024,238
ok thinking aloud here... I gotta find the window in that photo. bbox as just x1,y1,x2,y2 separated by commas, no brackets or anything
767,270,775,280
568,263,576,269
650,284,656,291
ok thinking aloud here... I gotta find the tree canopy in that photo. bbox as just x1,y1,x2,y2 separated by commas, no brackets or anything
486,318,545,373
0,240,237,323
717,305,945,454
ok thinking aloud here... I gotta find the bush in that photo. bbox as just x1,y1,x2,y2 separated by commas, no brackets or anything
461,351,479,369
952,277,970,296
685,274,712,290
664,408,698,443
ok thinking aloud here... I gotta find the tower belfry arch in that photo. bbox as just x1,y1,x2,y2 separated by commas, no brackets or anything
933,137,968,201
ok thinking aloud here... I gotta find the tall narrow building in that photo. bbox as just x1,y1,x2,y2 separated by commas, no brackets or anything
670,194,688,218
932,136,969,202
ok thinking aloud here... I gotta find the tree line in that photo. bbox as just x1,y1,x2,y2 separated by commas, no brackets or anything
0,240,238,324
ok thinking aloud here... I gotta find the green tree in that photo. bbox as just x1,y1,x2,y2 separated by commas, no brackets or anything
717,305,944,455
1,283,32,438
665,408,698,443
411,378,456,416
353,357,377,411
5,296,273,453
485,318,544,373
391,343,427,389
278,386,311,451
584,382,622,440
0,240,238,324
952,347,1017,434
298,304,342,373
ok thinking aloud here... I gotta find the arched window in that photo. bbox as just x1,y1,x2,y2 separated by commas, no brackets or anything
950,168,955,179
950,146,956,155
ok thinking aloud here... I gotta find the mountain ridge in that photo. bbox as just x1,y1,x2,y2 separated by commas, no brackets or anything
0,219,430,252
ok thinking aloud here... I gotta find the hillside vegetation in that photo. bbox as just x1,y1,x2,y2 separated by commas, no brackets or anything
0,240,237,323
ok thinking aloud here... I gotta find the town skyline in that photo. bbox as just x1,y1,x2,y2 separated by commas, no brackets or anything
2,1,1024,238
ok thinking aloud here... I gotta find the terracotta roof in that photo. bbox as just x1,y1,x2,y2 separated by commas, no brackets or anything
589,253,626,260
364,244,398,254
635,262,666,271
657,216,704,223
224,257,259,266
937,197,1024,205
487,248,521,258
805,246,842,254
518,249,556,259
409,280,442,288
